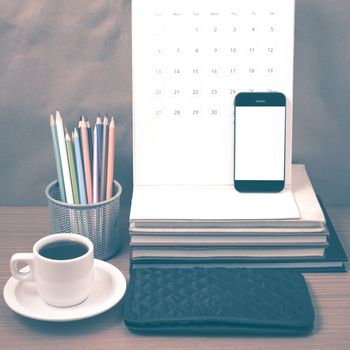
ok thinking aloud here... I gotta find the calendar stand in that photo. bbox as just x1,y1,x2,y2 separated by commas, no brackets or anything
131,0,297,220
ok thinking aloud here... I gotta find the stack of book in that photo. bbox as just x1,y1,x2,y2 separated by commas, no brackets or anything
129,165,348,271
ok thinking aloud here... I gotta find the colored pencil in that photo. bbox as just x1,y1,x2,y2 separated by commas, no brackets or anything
55,111,74,204
50,112,117,204
65,131,80,204
86,120,93,175
78,119,82,149
49,114,66,202
93,125,99,203
100,116,109,201
72,128,87,204
106,116,116,199
96,117,103,177
81,118,93,204
96,117,103,201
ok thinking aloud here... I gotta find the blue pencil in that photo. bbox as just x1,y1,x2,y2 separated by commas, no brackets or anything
93,125,99,203
96,116,103,184
99,116,109,201
72,128,87,204
78,119,82,151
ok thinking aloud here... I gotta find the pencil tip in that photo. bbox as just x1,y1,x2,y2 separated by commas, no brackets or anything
103,115,109,125
56,110,62,119
50,114,55,126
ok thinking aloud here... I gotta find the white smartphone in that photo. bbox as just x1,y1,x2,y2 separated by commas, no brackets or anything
234,92,286,192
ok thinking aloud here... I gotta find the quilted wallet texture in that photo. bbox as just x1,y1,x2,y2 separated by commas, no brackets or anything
124,267,315,335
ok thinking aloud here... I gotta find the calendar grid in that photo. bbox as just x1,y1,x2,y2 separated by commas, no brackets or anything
132,0,295,186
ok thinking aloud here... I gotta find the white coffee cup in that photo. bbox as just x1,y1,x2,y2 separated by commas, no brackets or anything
10,233,94,307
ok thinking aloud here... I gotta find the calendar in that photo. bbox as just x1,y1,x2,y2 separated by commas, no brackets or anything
132,0,295,187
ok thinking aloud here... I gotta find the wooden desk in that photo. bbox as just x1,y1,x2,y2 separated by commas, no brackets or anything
0,207,349,350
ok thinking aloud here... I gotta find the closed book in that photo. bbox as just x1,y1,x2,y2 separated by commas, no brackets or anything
130,165,325,229
130,198,348,272
130,234,328,247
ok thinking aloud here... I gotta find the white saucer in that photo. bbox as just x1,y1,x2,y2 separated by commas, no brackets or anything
3,259,127,322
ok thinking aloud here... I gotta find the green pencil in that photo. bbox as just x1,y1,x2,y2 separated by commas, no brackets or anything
50,114,66,202
65,130,80,204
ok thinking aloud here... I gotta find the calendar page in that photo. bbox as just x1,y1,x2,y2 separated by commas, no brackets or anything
132,0,295,187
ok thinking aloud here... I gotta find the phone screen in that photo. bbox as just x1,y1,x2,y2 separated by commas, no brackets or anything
234,105,286,182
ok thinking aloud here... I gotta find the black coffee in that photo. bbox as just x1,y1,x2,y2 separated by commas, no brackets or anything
39,240,88,260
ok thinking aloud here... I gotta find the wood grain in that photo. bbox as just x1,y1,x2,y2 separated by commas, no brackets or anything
0,207,349,350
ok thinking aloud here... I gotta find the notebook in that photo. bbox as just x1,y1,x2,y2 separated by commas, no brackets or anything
130,165,324,227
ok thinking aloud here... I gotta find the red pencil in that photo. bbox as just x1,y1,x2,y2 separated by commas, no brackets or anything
81,117,93,204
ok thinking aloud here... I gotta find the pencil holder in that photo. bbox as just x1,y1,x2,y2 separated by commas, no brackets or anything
45,180,122,260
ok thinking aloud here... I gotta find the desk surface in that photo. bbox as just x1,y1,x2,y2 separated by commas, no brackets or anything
0,207,350,350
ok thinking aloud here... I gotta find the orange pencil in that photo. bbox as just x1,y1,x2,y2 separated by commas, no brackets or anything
81,117,93,204
106,117,116,199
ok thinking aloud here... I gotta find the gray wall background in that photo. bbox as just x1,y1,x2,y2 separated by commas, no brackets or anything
0,0,349,206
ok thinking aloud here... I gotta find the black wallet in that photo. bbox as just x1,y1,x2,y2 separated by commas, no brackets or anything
124,267,315,335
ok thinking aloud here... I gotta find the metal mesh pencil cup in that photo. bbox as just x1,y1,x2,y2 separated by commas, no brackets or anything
45,180,122,260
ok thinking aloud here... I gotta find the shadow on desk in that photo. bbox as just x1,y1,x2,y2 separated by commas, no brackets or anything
12,299,125,337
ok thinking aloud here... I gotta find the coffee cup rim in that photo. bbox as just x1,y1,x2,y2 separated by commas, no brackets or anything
33,233,93,263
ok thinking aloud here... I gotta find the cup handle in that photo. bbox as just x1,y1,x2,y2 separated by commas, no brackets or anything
10,253,35,282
